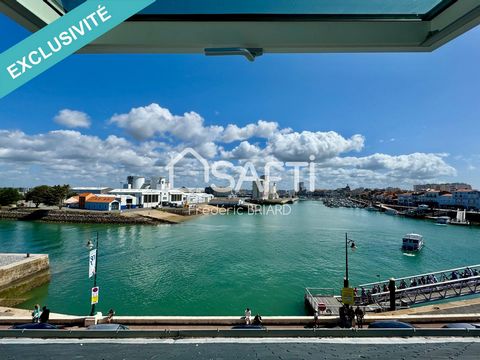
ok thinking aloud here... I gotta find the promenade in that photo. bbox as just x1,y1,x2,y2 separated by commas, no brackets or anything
1,337,480,359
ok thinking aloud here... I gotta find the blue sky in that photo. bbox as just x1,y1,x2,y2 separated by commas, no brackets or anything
0,12,479,189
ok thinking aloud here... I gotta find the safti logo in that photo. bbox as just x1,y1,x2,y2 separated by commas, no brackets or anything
165,147,317,193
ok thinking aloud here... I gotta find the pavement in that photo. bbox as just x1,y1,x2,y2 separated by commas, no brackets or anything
1,337,480,359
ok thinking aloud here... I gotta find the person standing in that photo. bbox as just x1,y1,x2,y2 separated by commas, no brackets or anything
313,309,319,328
355,306,364,329
39,305,50,323
339,305,346,328
347,305,355,328
31,304,41,323
244,308,252,325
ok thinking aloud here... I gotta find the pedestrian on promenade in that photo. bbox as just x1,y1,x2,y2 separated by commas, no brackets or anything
354,306,364,329
39,305,50,323
361,288,367,304
313,309,319,328
339,305,346,328
347,305,355,328
107,309,115,323
31,304,41,323
244,308,252,325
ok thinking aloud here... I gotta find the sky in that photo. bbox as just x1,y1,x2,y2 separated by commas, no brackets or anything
0,12,480,190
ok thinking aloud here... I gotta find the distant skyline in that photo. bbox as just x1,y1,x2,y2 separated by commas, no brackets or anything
1,13,480,190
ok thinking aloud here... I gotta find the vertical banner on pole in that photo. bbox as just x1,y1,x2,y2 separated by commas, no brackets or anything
89,249,97,278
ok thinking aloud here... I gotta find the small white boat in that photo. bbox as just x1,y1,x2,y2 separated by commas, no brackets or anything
450,209,470,226
402,233,424,252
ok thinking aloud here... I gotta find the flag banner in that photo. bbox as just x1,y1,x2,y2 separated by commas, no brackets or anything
0,0,155,99
89,248,97,278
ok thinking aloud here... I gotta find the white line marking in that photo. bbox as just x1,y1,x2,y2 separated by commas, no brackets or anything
1,337,480,345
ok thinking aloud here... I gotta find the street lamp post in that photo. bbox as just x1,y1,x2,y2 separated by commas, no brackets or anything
88,232,99,316
344,233,356,288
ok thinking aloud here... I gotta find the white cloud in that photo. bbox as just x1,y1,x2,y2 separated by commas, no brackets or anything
221,141,264,160
0,130,166,186
324,153,456,179
110,103,223,144
0,103,460,189
54,109,91,128
221,120,279,143
268,131,365,162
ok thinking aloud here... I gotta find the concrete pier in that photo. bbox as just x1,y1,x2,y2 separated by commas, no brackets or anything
0,253,50,307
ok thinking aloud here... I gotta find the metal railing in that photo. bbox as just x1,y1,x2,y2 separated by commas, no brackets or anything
369,276,480,307
359,264,480,290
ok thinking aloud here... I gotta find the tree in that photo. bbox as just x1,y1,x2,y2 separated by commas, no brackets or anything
25,185,51,208
44,185,70,209
0,188,22,206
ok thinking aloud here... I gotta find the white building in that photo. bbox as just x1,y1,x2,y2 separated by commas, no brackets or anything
453,190,480,210
109,176,213,208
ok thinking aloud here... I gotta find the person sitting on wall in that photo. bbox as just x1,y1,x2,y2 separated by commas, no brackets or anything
107,308,115,323
31,304,41,323
39,306,50,323
244,308,252,325
252,314,262,326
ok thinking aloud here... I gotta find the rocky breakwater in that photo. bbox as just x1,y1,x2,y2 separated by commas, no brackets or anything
0,207,164,225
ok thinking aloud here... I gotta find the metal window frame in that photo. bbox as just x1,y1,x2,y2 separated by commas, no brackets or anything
0,0,479,54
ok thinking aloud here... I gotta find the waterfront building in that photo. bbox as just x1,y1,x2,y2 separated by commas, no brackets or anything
252,175,279,201
413,183,472,192
398,189,480,210
452,190,480,210
85,196,120,211
71,187,113,195
252,175,269,200
437,193,455,208
109,176,214,208
75,192,136,210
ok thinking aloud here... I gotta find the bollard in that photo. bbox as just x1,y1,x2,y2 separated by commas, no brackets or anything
389,278,396,311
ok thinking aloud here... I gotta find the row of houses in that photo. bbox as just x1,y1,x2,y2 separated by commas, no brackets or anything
398,189,480,210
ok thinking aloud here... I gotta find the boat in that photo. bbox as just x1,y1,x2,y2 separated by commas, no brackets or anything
435,216,450,225
385,208,399,216
401,233,424,252
450,209,470,226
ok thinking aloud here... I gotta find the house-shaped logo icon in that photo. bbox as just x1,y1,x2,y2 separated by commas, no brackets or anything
165,148,210,189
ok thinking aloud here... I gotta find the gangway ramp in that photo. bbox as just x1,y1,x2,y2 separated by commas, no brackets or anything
359,264,480,308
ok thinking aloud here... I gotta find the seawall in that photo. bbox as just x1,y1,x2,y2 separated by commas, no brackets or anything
0,254,50,307
0,208,164,225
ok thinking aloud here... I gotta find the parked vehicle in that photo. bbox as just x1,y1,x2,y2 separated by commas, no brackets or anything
10,323,58,330
442,323,479,329
231,324,265,330
87,324,129,331
368,321,414,329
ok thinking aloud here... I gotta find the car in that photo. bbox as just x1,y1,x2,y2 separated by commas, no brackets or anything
87,324,129,331
442,323,478,329
231,324,265,330
10,322,58,330
368,321,415,329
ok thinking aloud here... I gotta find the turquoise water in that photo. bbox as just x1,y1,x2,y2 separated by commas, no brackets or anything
1,201,479,316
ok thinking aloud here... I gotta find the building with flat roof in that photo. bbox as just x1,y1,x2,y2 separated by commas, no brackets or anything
71,187,113,195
